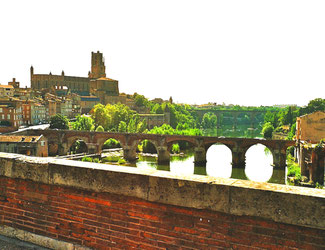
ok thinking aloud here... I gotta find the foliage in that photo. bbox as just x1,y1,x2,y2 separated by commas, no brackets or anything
287,155,302,185
286,123,296,140
141,140,157,154
50,114,69,129
81,156,93,162
102,156,119,163
171,143,180,154
300,98,325,114
133,93,149,107
90,104,110,130
71,115,95,131
262,122,274,139
118,121,127,132
70,140,87,154
102,139,121,149
201,112,217,129
95,125,104,132
118,158,126,164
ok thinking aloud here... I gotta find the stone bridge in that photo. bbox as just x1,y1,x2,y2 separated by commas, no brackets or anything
24,129,295,170
194,109,277,128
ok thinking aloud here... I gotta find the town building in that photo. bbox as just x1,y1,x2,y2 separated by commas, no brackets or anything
30,51,121,105
296,111,325,143
296,111,325,184
0,135,48,156
0,84,14,97
0,98,23,129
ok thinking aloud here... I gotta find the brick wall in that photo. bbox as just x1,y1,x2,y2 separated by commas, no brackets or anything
1,176,324,249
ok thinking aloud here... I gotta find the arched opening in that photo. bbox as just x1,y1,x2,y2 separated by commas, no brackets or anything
168,140,195,176
206,143,232,178
101,138,123,164
245,143,273,182
136,140,160,170
69,139,88,154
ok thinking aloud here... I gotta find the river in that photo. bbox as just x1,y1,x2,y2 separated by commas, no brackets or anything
126,125,287,184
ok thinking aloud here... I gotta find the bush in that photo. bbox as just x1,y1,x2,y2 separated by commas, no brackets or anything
118,158,126,164
102,139,121,149
96,125,104,132
262,122,274,139
81,156,93,162
102,156,119,163
50,114,69,129
171,143,180,154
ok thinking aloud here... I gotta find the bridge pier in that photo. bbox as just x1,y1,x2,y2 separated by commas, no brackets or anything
273,149,287,170
194,147,207,166
231,148,246,169
157,147,170,164
123,146,137,162
299,146,309,177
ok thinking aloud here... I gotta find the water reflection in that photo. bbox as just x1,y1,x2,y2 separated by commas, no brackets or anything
133,143,284,184
245,144,273,182
206,144,232,178
132,126,286,184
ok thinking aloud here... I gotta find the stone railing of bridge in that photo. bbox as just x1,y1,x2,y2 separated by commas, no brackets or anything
24,129,295,174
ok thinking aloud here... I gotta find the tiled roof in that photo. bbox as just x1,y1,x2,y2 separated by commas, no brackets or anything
96,77,116,81
0,135,42,143
0,85,14,89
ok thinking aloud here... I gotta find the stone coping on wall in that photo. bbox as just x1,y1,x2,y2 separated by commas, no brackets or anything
0,152,324,230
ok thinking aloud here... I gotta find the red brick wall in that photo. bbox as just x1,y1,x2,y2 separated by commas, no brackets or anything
0,176,324,249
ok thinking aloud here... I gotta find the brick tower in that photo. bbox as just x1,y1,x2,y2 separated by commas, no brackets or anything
89,51,106,78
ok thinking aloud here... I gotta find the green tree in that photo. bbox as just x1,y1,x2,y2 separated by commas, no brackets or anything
127,118,137,133
49,114,69,129
118,121,127,132
134,93,149,107
136,119,147,133
72,115,95,131
262,122,274,139
90,104,110,130
201,112,217,129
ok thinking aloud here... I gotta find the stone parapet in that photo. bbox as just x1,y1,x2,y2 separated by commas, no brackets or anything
0,152,324,230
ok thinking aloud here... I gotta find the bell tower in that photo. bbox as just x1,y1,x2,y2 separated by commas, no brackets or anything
89,51,106,78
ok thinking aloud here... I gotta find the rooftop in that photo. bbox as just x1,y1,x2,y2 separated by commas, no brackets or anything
0,135,42,143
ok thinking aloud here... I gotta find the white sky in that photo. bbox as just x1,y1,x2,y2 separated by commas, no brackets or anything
0,0,324,106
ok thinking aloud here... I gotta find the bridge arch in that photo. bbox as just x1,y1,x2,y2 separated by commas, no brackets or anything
206,143,233,178
244,143,274,182
66,136,90,152
69,139,89,154
166,139,197,153
97,135,125,152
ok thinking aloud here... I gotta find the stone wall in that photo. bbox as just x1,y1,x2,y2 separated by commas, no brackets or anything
0,153,324,249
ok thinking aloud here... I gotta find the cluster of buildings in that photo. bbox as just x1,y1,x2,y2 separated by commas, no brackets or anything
0,51,171,133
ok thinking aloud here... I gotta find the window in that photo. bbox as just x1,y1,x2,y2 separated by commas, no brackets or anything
0,108,2,112
7,114,10,119
40,141,45,146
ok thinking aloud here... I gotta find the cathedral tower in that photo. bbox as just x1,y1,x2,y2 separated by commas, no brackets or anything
89,51,106,78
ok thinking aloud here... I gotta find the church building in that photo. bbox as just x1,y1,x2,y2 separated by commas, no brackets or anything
30,51,120,104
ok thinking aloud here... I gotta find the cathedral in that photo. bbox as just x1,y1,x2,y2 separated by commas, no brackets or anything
30,51,120,103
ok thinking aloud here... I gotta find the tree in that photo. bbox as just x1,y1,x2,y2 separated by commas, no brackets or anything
118,121,127,132
72,115,95,131
134,93,149,107
307,98,325,113
201,112,217,129
262,122,274,139
90,104,110,130
49,114,69,129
